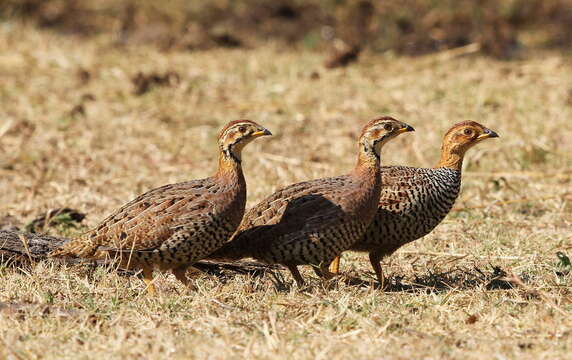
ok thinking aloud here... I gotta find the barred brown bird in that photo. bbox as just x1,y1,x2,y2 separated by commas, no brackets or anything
50,120,271,295
209,117,414,286
329,121,499,286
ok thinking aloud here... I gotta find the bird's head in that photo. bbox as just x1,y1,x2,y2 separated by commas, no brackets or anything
359,116,415,160
438,120,499,169
218,119,272,163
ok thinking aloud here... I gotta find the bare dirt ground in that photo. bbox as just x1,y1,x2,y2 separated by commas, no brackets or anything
0,23,571,359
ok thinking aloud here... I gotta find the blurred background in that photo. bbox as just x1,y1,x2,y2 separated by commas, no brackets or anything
2,0,571,62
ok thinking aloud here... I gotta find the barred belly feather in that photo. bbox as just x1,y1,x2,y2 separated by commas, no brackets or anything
353,166,461,254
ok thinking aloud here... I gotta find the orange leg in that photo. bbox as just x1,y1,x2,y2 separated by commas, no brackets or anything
142,266,156,296
329,256,341,274
369,252,386,289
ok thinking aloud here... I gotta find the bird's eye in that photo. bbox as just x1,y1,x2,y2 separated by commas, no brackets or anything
238,126,247,133
463,128,473,136
383,123,393,131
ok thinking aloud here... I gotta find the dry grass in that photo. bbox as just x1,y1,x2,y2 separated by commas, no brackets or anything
0,23,571,359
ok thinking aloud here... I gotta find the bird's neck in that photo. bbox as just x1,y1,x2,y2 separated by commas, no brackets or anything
353,145,381,179
436,144,465,171
216,151,244,183
214,150,247,227
350,144,383,221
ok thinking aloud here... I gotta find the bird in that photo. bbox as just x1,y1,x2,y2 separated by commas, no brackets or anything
208,117,415,286
328,121,499,286
50,119,271,295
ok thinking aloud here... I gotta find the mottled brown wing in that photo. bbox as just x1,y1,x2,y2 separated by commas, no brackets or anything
268,194,350,249
239,176,349,230
233,177,352,254
85,180,217,251
244,193,344,241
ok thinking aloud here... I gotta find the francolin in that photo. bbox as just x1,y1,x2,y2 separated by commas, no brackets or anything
209,117,414,286
329,121,499,286
50,120,271,295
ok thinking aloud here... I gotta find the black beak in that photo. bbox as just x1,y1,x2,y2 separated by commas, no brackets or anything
477,128,499,139
398,124,415,133
252,128,272,137
486,128,499,138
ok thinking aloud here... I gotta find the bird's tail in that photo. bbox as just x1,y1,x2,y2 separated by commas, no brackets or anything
207,232,257,261
49,238,99,258
207,241,245,261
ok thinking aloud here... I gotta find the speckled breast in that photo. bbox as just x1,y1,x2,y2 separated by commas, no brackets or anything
353,167,462,251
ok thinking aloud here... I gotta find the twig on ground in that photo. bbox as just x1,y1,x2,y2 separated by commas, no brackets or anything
507,272,571,317
399,251,522,260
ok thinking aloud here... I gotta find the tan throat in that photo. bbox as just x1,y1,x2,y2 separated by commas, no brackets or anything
354,142,381,177
436,143,466,170
217,150,242,177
